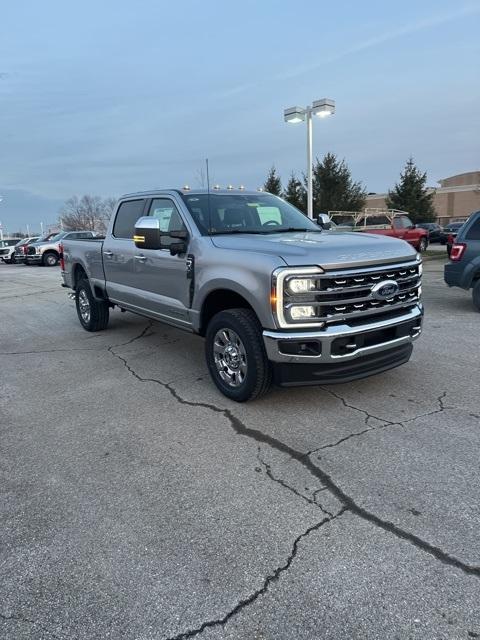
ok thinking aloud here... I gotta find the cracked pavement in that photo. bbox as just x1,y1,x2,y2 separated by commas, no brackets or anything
1,261,479,639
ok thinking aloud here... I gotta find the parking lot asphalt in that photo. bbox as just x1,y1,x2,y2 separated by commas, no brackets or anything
1,260,479,640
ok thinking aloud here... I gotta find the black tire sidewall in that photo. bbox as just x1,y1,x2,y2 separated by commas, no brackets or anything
75,281,94,330
473,281,480,312
75,279,109,331
43,253,58,267
205,310,269,402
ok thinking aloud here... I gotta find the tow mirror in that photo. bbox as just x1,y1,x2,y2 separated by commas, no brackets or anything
134,217,162,250
316,213,332,230
134,217,188,255
167,230,188,256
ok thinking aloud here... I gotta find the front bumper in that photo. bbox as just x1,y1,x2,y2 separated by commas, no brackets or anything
263,304,423,385
25,254,42,263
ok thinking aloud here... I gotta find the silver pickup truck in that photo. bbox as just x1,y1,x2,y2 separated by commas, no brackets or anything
61,189,423,401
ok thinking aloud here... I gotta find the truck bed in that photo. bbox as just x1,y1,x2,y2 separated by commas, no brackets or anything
61,238,105,289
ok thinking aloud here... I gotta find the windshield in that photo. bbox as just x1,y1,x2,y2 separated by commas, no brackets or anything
180,193,319,235
48,231,67,242
0,239,21,248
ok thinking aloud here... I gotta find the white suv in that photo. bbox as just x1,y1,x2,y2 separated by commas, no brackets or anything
0,238,23,264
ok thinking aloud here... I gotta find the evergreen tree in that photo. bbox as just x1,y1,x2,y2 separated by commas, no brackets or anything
307,152,366,214
283,172,306,213
263,165,282,195
386,157,436,223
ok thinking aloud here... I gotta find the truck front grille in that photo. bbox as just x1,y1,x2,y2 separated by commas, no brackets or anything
283,259,422,325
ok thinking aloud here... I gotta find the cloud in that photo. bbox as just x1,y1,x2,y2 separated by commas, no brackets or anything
217,4,480,95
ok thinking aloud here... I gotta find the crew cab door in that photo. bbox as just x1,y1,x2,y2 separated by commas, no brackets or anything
103,198,148,306
129,197,192,328
392,216,411,239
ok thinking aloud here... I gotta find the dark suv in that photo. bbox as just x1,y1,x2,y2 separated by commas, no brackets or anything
444,211,480,310
417,222,445,243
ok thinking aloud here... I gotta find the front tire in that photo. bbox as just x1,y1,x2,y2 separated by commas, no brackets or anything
9,255,16,264
473,280,480,312
43,252,59,267
418,237,428,252
205,308,272,402
75,278,109,331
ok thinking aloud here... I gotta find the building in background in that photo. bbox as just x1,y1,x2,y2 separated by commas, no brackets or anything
365,171,480,224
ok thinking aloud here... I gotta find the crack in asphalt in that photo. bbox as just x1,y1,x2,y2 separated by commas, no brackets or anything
0,288,60,300
0,611,62,638
108,346,480,586
0,321,155,356
306,391,448,455
319,386,395,427
257,449,335,518
165,510,346,640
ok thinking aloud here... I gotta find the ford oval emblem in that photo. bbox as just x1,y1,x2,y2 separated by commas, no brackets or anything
372,280,399,301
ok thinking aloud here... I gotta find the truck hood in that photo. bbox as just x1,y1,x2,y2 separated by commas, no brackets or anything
211,231,417,269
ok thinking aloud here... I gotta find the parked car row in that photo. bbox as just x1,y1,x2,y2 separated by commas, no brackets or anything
1,231,97,266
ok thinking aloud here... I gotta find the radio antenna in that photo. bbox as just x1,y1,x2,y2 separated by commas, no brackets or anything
206,158,212,234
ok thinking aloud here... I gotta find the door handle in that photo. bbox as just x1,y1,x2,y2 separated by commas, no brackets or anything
134,255,147,262
104,250,114,257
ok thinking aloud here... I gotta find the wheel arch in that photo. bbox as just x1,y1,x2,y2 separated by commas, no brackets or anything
198,288,256,336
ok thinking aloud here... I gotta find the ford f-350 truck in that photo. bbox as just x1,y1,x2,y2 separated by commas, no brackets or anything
61,189,423,401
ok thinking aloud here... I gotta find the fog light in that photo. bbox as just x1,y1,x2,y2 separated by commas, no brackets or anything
288,278,317,294
290,305,316,320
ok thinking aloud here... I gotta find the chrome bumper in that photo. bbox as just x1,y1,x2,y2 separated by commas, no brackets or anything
263,304,423,364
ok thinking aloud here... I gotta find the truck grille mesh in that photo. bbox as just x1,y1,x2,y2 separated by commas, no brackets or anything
285,260,421,324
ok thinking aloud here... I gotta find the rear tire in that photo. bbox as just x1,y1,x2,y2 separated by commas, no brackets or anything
205,308,272,402
473,280,480,312
43,252,59,267
75,278,109,331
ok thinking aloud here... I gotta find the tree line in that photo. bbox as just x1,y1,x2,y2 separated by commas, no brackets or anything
58,195,116,233
55,155,436,233
264,154,436,223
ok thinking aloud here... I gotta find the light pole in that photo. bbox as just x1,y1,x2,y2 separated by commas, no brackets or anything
284,98,335,219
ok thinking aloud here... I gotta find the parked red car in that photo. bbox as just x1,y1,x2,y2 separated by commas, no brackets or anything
331,211,429,252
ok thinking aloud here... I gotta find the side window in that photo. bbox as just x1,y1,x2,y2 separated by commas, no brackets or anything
465,218,480,241
393,217,411,230
113,200,145,238
148,198,186,233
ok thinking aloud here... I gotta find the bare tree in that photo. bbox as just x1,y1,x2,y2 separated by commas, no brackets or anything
59,195,116,233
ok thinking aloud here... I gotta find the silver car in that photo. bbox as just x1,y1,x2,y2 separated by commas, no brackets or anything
25,231,96,266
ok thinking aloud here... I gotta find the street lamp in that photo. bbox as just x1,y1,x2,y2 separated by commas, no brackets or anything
284,98,335,219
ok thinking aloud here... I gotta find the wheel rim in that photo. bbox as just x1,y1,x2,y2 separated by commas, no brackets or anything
213,328,247,388
46,255,56,265
420,239,427,251
78,289,91,324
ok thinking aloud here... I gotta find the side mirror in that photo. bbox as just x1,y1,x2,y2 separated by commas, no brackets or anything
134,217,162,250
133,217,189,255
168,230,188,256
316,213,332,230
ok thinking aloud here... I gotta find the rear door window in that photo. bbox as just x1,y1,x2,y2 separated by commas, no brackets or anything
465,218,480,240
113,200,146,238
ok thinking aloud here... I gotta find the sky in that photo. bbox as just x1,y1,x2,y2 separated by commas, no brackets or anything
0,0,479,233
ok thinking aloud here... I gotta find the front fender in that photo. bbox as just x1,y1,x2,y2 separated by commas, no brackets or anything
194,266,278,331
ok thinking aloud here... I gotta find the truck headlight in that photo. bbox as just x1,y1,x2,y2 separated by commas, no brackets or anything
289,305,316,320
287,278,317,294
272,266,325,329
